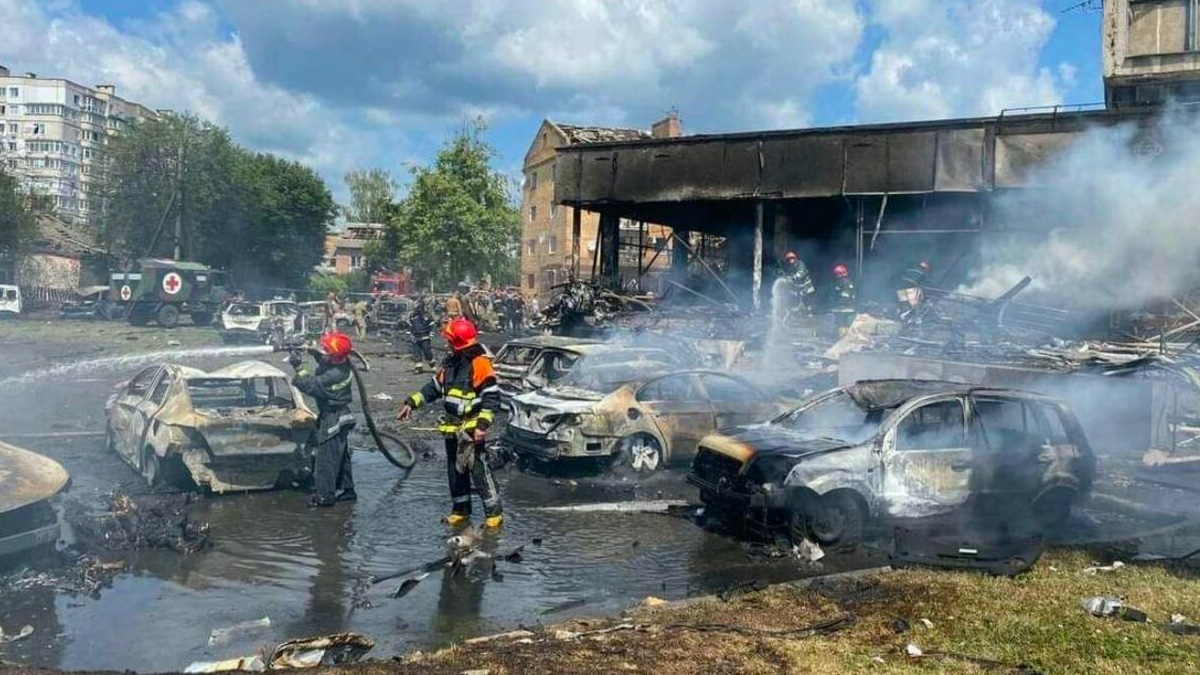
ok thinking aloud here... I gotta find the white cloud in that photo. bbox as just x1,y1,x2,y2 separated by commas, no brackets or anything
855,0,1068,122
0,0,402,196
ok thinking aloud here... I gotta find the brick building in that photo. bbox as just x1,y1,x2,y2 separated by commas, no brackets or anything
519,115,681,298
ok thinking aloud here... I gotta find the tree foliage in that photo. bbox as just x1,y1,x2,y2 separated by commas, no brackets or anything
342,168,396,224
93,113,335,289
378,119,519,289
0,168,39,268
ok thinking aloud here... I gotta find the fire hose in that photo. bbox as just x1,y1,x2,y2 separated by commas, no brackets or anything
274,339,415,470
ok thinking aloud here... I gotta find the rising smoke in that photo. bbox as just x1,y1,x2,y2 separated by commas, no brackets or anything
961,109,1200,310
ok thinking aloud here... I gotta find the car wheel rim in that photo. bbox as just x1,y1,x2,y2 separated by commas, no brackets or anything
813,507,845,541
628,439,660,472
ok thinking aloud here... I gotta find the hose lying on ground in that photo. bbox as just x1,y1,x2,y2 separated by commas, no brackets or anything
348,349,416,469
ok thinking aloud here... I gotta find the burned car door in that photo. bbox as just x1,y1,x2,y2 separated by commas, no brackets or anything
698,373,777,428
637,374,716,462
110,366,162,460
134,369,175,458
881,397,972,519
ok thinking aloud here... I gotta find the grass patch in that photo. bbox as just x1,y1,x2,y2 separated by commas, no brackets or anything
373,550,1200,674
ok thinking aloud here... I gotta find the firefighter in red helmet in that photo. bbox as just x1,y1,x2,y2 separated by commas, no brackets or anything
830,263,857,335
290,331,357,507
396,317,504,527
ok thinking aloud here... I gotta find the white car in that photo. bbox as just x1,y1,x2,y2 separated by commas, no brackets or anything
220,300,304,343
105,361,318,493
0,284,21,317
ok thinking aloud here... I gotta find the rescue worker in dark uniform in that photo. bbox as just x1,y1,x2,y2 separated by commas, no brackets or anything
396,317,504,528
409,298,436,372
896,260,931,322
830,263,857,335
776,251,816,321
290,332,357,507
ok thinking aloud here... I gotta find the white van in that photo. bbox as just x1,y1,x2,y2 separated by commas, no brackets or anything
0,285,22,317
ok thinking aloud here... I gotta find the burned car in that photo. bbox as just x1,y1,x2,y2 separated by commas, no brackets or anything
0,441,69,560
514,343,688,398
493,336,602,398
507,365,787,472
220,300,305,344
105,361,317,493
689,380,1095,547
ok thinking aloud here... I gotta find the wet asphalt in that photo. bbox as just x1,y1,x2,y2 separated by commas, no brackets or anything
0,324,881,671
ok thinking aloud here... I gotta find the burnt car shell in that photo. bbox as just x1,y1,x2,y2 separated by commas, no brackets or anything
0,442,69,561
690,380,1096,545
105,361,317,493
493,336,602,399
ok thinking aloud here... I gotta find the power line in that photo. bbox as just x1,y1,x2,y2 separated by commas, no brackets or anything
1061,0,1102,14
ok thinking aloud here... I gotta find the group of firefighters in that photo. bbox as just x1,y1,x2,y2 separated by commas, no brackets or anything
290,251,932,529
289,314,505,529
776,251,931,332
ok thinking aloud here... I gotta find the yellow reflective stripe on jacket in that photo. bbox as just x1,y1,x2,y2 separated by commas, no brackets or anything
476,409,495,423
328,374,353,391
410,392,425,408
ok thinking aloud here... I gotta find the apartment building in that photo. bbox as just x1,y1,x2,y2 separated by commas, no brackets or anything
519,115,681,299
0,65,155,224
1104,0,1200,106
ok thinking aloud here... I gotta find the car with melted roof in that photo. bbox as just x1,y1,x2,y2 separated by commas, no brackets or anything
105,361,317,492
689,380,1095,547
506,363,788,473
493,335,603,398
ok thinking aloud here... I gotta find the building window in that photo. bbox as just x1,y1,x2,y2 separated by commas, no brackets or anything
550,203,558,220
526,273,535,289
8,88,18,98
528,169,537,191
530,205,537,222
526,239,535,255
541,132,548,147
551,161,557,181
1129,0,1193,56
350,255,362,268
548,235,557,254
31,123,44,135
7,123,15,134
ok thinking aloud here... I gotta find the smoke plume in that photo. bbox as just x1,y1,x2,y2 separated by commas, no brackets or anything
961,109,1200,310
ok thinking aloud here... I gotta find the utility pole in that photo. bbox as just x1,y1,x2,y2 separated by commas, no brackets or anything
172,138,183,260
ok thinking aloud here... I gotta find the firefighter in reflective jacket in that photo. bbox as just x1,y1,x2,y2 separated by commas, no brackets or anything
830,263,857,335
396,317,504,527
290,332,357,507
896,260,931,322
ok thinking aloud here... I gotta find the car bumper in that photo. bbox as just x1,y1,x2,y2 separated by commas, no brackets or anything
0,521,60,559
504,427,616,461
180,447,312,493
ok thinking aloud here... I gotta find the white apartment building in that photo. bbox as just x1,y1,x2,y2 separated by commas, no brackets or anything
0,65,154,224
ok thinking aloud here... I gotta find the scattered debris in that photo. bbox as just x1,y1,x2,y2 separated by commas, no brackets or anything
0,625,34,644
1083,561,1126,575
270,632,374,669
372,392,394,401
392,573,430,599
793,538,825,562
502,546,524,563
542,598,588,616
891,618,910,634
208,616,272,646
64,491,210,554
640,596,668,608
1163,616,1200,636
906,643,923,658
167,339,181,347
531,500,690,514
184,655,266,673
1080,595,1148,622
918,618,934,629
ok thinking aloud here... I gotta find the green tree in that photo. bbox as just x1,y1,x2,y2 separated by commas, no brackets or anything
385,119,519,289
342,168,396,224
92,112,335,290
309,271,349,297
0,168,39,274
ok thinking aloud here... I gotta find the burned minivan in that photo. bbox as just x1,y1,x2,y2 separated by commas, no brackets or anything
105,361,317,492
689,380,1095,547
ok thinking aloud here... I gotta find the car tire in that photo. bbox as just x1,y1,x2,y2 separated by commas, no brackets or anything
612,434,664,475
157,304,180,329
792,491,864,548
142,448,162,487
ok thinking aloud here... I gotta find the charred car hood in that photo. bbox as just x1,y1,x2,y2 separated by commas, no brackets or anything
705,424,853,462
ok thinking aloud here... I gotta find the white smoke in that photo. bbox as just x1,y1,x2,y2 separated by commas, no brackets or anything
961,109,1200,310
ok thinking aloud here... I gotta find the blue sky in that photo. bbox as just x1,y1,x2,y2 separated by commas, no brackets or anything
2,0,1105,201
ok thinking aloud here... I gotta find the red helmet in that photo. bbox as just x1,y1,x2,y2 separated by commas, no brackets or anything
442,317,479,351
318,332,353,363
783,251,799,265
832,263,849,278
919,260,931,271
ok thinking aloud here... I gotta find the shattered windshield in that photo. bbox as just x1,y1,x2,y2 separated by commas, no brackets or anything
227,303,262,317
774,391,887,445
554,363,667,395
187,377,295,410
